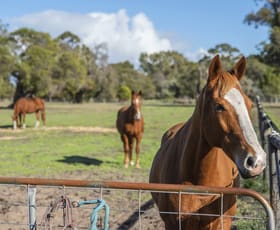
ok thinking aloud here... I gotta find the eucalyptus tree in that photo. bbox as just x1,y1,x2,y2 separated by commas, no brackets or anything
54,31,89,102
0,21,15,99
197,44,242,95
53,31,98,103
111,61,156,100
244,0,280,67
139,51,197,99
244,0,280,96
10,28,57,102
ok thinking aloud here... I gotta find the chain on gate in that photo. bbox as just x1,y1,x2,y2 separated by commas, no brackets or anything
40,195,75,229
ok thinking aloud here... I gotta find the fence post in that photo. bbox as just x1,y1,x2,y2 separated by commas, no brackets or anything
255,96,269,191
28,186,36,230
255,96,280,229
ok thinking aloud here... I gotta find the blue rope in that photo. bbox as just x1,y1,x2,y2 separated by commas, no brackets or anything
76,199,109,230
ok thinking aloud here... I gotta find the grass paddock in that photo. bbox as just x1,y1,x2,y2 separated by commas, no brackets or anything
0,101,193,181
1,101,279,183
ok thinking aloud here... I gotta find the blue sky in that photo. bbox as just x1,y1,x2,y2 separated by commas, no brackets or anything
0,0,269,64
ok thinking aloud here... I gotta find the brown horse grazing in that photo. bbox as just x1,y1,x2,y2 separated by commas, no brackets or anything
149,55,266,230
116,90,144,168
12,96,46,129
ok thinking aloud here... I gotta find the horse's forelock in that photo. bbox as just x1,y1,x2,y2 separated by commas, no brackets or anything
210,72,239,97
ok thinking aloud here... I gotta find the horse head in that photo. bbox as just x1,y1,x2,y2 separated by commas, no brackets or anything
200,55,266,178
131,90,142,120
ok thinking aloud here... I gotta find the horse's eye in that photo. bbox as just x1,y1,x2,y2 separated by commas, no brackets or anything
215,103,225,112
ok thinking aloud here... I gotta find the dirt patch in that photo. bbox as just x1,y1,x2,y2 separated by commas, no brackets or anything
0,126,117,133
44,126,117,133
0,126,117,141
0,170,164,229
0,136,25,140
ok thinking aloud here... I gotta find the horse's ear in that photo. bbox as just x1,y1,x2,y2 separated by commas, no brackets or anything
208,55,222,83
232,56,246,81
138,90,142,96
131,90,135,95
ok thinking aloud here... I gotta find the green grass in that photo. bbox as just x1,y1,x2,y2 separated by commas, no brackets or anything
0,101,193,181
1,101,280,183
264,105,280,128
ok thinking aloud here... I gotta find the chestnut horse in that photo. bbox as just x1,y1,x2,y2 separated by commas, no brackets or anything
149,55,266,230
12,96,46,129
116,90,144,168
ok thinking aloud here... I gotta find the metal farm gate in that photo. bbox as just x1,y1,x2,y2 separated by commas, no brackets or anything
0,177,275,230
256,96,280,228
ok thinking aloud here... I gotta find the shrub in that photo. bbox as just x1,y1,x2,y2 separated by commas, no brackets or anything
117,85,131,101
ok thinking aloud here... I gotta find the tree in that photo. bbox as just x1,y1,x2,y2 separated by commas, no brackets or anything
0,21,15,99
244,0,280,67
53,32,96,102
245,55,269,97
197,44,242,95
54,52,87,102
56,31,81,49
244,0,280,97
10,28,57,102
139,51,196,99
207,43,241,67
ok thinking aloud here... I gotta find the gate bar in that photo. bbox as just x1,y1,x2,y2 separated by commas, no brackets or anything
0,176,275,229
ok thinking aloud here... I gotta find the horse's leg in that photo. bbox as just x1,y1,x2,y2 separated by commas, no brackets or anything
41,110,46,126
20,113,26,129
18,113,22,128
129,137,135,166
135,134,142,168
122,135,129,168
35,111,40,128
12,115,17,129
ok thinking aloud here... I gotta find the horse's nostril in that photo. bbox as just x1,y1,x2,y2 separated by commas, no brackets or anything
246,156,256,168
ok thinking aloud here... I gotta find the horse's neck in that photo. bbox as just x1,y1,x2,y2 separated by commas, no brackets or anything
179,109,238,187
179,113,210,182
127,106,137,121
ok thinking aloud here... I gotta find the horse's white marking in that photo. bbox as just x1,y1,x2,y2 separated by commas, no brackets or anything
13,121,17,129
35,121,40,128
23,124,26,129
224,88,266,163
135,110,141,120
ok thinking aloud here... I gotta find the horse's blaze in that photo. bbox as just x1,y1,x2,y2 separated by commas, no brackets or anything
224,88,266,177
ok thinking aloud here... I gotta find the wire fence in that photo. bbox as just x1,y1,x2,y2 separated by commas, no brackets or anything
0,177,275,230
256,96,280,229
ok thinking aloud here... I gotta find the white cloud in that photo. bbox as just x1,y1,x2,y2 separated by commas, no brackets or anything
11,9,173,65
185,48,209,62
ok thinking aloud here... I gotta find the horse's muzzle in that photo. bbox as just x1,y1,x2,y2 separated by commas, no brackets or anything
242,154,266,178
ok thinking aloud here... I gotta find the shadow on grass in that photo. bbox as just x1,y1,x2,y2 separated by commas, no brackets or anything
0,125,13,129
57,155,103,166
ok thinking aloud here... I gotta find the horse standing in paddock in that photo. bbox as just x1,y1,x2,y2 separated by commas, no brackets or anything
116,90,144,168
12,96,46,129
149,55,266,230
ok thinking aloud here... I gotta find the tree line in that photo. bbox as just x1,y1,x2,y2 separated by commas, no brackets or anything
0,0,279,103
